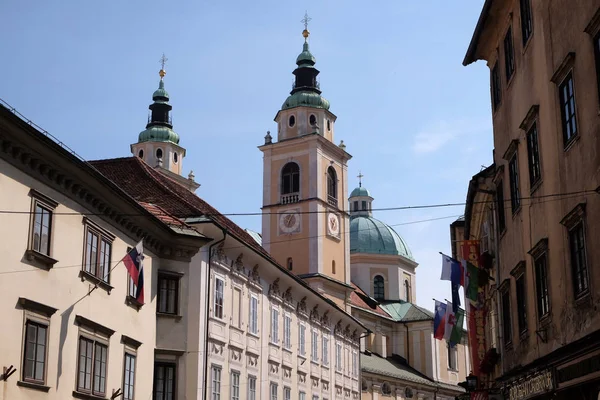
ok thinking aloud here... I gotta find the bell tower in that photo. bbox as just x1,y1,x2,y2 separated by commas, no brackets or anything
259,15,353,310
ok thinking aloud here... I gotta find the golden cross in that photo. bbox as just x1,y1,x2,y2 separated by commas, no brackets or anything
301,11,312,31
160,53,168,71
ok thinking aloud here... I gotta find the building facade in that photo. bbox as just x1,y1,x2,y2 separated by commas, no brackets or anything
464,1,600,398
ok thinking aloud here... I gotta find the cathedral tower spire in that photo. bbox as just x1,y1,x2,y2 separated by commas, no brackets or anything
131,55,196,190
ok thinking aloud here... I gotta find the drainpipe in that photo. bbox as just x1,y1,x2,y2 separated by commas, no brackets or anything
202,229,227,400
491,185,504,377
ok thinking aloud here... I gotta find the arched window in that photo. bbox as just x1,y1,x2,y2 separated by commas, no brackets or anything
327,166,337,204
281,163,300,194
404,279,410,302
332,260,336,274
381,382,392,395
138,149,144,159
156,148,163,159
373,275,384,300
287,257,293,271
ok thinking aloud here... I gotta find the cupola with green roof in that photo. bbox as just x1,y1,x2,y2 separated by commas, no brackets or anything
273,14,338,144
131,55,190,182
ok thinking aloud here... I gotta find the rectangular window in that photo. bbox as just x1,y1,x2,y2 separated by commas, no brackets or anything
122,353,136,400
299,324,306,356
232,288,241,328
311,331,319,362
271,307,279,344
270,382,278,400
559,73,578,145
77,337,107,396
249,295,258,335
516,274,528,334
569,222,589,297
284,314,292,349
211,365,221,400
23,321,47,383
313,396,319,400
31,203,53,256
284,387,291,400
526,123,541,187
502,289,512,346
520,0,533,45
496,179,506,233
153,363,176,400
231,371,240,400
447,344,457,370
353,201,358,211
491,62,502,110
535,253,550,318
322,336,329,366
248,376,257,400
352,351,358,376
509,155,521,213
504,26,515,80
84,227,112,283
299,392,306,400
361,201,367,211
214,277,224,319
336,342,342,371
157,275,179,314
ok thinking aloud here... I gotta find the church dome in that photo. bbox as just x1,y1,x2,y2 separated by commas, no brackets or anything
153,80,170,100
350,216,414,260
282,91,330,111
138,125,180,144
350,186,371,198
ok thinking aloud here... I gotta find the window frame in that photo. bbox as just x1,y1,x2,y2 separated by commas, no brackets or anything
283,313,292,349
153,362,177,400
299,323,306,356
281,162,300,195
270,306,280,345
558,72,579,146
122,352,136,400
270,382,278,400
213,275,225,320
447,343,457,370
26,190,59,269
520,0,533,46
211,364,222,400
501,283,513,347
594,30,600,107
336,342,342,372
311,330,319,362
284,386,291,400
569,221,589,299
496,179,507,233
404,279,410,302
515,272,528,335
322,335,329,366
508,154,521,213
327,166,338,206
76,336,108,397
526,122,542,188
230,370,240,400
248,375,257,400
82,222,114,285
157,273,180,315
249,294,259,335
504,26,516,81
22,319,49,385
534,252,550,319
491,62,502,110
373,275,385,300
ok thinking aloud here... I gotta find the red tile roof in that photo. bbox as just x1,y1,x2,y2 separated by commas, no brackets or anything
89,157,282,265
138,201,191,228
350,282,391,318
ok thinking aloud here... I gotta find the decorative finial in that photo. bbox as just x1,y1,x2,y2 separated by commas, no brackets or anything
358,171,364,187
339,140,346,150
301,11,312,41
159,53,168,79
264,130,272,145
188,170,195,181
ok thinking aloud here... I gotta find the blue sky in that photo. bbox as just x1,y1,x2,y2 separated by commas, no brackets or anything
2,1,491,311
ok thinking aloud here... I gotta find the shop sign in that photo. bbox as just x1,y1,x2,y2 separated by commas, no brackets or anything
557,353,600,384
507,370,553,400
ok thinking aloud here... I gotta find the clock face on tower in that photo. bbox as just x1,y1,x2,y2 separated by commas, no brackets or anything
327,212,340,238
279,209,301,234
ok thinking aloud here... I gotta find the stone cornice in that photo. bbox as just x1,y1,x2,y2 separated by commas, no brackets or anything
0,106,208,260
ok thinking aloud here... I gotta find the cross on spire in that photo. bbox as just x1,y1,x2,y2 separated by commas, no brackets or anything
301,11,312,31
159,53,168,79
358,171,364,187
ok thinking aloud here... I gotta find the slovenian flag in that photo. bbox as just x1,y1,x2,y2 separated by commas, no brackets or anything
440,253,465,287
123,240,145,304
433,300,447,340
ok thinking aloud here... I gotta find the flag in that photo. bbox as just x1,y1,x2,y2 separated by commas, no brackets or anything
123,240,145,304
433,300,447,340
451,283,461,312
449,307,465,345
465,261,489,302
444,301,456,342
440,253,464,287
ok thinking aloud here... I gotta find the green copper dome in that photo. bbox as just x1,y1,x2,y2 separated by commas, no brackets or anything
296,42,316,65
138,126,180,144
350,216,414,260
153,80,170,100
350,186,372,198
282,91,330,110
